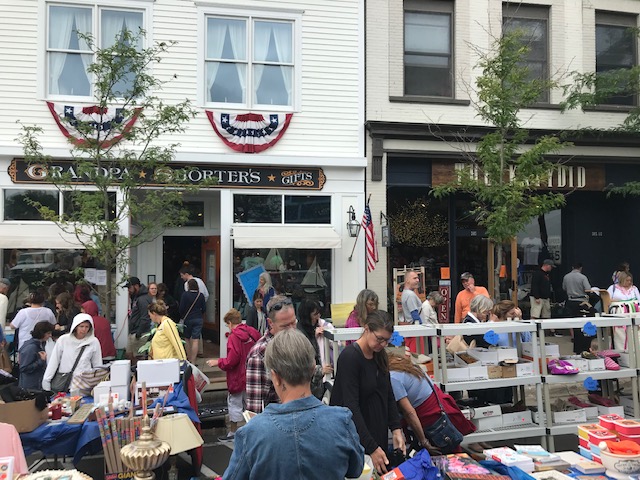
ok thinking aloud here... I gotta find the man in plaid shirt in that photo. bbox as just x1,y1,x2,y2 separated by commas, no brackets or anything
245,295,297,413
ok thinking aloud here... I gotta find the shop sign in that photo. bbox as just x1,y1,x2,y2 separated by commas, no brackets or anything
8,159,326,190
432,161,605,191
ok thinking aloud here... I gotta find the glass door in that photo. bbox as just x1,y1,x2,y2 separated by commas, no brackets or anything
201,236,220,334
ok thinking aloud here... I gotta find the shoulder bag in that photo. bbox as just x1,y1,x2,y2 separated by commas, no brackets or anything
422,374,464,453
50,344,88,393
180,293,201,324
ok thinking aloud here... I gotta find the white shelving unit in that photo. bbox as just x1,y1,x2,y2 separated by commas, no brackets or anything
434,321,546,446
322,324,437,375
536,316,640,451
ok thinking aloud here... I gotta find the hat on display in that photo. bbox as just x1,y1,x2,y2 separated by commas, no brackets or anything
542,259,556,268
123,276,141,288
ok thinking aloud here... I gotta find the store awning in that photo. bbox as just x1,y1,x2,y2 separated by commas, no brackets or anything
0,224,89,249
232,225,342,249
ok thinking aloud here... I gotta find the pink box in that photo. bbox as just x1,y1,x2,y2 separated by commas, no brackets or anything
579,437,589,449
599,413,624,429
578,424,602,440
592,454,602,464
613,419,640,435
589,429,617,444
618,432,640,444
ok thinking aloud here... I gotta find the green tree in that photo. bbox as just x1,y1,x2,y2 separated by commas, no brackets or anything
18,29,204,320
432,31,569,299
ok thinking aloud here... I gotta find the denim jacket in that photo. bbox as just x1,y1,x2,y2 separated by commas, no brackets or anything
223,395,364,480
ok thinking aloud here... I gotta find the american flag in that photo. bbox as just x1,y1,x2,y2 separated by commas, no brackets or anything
362,202,378,272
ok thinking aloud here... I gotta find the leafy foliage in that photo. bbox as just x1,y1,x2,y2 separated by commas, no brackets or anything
18,29,210,320
388,197,448,248
433,31,568,245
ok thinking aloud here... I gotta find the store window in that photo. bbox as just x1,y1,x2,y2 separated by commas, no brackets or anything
46,3,145,98
517,210,561,286
62,191,116,220
2,248,90,319
4,190,60,221
232,248,332,316
205,14,296,108
595,12,638,106
404,0,454,97
503,4,550,103
233,194,330,224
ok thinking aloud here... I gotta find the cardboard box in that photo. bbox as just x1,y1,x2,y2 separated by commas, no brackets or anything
553,408,588,424
620,395,635,417
473,415,503,430
501,360,534,378
454,352,478,367
381,468,405,480
502,410,532,427
496,346,518,362
562,357,588,371
137,358,180,387
619,352,632,368
93,381,129,403
468,347,499,365
522,342,560,358
0,399,48,433
468,364,489,381
110,359,131,386
472,404,502,419
588,358,605,371
596,405,625,417
445,365,469,382
487,365,502,379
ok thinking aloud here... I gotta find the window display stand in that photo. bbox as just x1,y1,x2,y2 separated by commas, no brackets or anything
537,316,639,451
433,321,546,446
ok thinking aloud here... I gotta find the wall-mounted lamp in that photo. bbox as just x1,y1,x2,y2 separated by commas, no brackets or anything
346,206,361,238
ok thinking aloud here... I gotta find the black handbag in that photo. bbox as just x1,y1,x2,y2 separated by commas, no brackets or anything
50,345,88,393
422,375,463,452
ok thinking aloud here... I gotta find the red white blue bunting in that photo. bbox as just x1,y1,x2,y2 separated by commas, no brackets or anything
206,111,293,153
46,101,141,147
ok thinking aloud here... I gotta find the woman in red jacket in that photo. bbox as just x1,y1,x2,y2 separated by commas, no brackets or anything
207,308,260,441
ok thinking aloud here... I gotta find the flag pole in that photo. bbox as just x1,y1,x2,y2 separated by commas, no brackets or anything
349,194,371,262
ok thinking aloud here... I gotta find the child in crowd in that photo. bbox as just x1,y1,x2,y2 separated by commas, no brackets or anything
207,308,260,441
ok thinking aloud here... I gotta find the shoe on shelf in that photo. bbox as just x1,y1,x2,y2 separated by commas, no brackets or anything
604,356,620,371
553,331,564,337
598,349,621,359
581,351,598,360
218,432,235,442
548,359,579,375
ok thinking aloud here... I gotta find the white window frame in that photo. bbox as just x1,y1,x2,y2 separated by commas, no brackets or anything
197,5,303,112
40,0,153,102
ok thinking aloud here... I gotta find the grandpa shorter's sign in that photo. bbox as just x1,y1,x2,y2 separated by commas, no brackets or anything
9,159,325,190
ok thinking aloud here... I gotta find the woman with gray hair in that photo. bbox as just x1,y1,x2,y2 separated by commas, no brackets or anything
462,295,495,348
223,329,364,479
420,291,444,325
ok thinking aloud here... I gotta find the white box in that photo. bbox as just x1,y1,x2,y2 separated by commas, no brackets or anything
453,352,478,367
468,348,499,365
137,358,180,387
93,381,129,403
553,408,587,424
445,366,469,382
584,405,600,419
596,405,625,417
515,360,535,377
468,364,489,381
460,409,472,420
110,359,131,386
619,352,632,368
473,415,503,430
472,404,502,419
620,395,635,417
588,358,606,371
522,342,560,358
496,347,518,362
502,410,532,427
563,358,588,371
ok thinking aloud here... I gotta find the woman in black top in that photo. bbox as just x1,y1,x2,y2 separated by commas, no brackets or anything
179,278,206,363
55,292,80,332
330,310,405,475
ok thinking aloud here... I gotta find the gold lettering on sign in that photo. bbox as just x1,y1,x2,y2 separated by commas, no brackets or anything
458,163,591,190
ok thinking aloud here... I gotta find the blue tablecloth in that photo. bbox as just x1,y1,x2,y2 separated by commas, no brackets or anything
20,419,102,465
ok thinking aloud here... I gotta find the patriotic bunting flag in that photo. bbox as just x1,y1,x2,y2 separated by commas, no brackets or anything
46,101,141,147
206,111,293,153
362,202,379,272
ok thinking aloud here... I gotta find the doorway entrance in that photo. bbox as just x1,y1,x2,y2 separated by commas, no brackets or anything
162,236,220,341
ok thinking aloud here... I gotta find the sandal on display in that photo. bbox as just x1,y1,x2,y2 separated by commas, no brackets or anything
588,393,616,407
548,359,579,375
568,396,592,408
581,351,599,360
598,350,621,359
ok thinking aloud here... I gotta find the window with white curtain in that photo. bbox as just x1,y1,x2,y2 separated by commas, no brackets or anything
47,4,144,98
206,15,294,108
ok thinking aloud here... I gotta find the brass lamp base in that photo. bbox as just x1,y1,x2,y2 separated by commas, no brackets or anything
120,416,171,480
